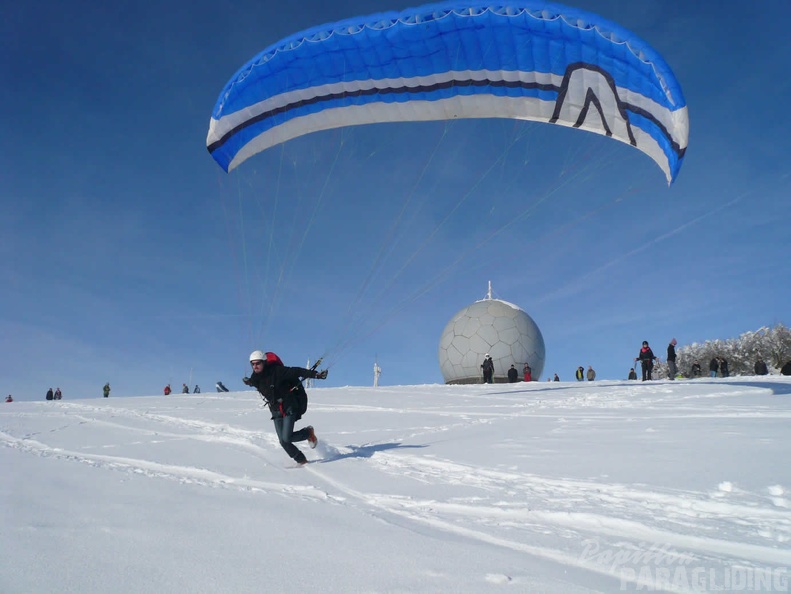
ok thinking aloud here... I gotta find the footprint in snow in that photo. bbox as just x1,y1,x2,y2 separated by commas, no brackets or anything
485,573,512,585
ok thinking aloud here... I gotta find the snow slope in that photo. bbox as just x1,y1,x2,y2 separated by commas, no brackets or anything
3,377,791,593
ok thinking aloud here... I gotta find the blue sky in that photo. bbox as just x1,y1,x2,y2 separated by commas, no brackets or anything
3,0,790,399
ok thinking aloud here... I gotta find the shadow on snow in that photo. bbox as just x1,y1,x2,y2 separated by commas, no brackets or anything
318,442,426,464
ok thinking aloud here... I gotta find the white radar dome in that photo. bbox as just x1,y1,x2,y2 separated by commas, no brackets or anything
438,286,545,384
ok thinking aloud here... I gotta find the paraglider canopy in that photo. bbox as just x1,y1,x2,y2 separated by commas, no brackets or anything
208,0,688,184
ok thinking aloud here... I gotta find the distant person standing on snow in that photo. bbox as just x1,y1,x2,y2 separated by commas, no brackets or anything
46,388,54,401
523,363,532,382
754,358,768,376
628,368,638,380
635,341,657,381
54,387,62,400
507,365,518,383
575,366,584,381
481,354,494,384
719,358,729,378
182,383,189,394
586,366,596,381
709,357,719,378
194,385,201,394
6,395,13,403
103,383,111,398
691,361,702,378
666,338,678,380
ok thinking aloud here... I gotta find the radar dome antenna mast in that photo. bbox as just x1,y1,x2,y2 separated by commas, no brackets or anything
485,281,493,300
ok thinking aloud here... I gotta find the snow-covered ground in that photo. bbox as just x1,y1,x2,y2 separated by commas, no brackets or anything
3,377,791,593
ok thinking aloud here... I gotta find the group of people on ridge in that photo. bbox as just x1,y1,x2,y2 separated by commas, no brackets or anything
45,388,63,400
98,380,230,399
633,338,681,381
630,338,786,379
708,357,730,378
506,363,533,382
482,354,535,383
163,384,201,395
632,338,682,381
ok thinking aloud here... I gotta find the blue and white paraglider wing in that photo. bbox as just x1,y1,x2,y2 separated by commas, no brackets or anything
207,1,688,184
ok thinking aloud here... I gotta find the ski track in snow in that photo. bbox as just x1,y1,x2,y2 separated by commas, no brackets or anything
362,453,791,565
3,386,791,592
1,401,333,501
